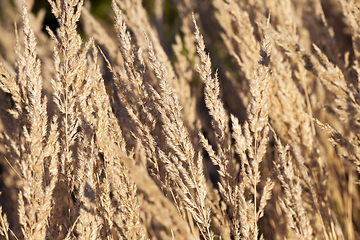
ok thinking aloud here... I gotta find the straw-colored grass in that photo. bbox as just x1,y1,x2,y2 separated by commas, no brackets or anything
0,0,359,239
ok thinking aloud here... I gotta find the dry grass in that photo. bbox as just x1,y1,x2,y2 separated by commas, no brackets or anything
0,0,360,239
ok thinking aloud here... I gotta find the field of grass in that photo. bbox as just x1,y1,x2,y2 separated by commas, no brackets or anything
0,0,360,239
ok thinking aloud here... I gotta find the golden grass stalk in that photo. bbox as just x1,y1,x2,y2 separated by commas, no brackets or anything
147,37,213,239
194,13,274,239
